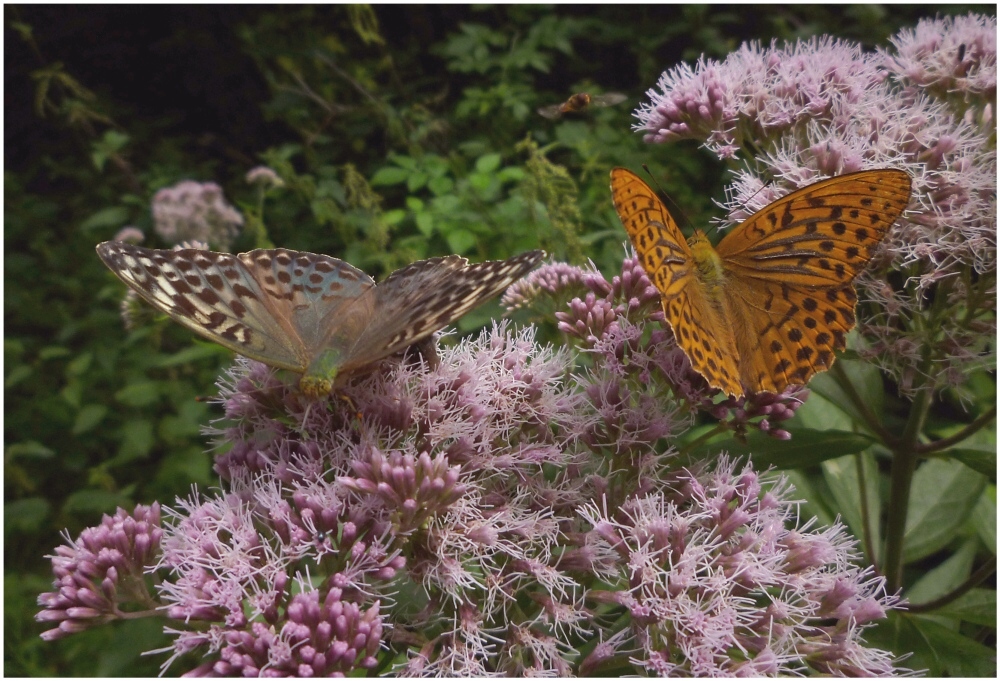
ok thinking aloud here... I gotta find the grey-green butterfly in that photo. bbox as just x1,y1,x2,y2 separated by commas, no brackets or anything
97,242,544,396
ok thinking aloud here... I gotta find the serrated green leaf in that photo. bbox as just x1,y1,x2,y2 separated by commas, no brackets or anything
117,419,155,462
39,346,71,360
152,343,229,368
904,458,986,562
406,171,428,192
114,381,160,408
906,615,996,676
428,175,454,196
690,428,875,470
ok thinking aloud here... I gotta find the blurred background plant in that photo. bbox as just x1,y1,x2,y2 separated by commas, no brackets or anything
5,4,994,676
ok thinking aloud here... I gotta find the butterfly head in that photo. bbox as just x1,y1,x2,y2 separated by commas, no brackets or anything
299,374,334,398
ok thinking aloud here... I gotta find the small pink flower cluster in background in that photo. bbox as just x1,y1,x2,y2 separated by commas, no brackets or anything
152,180,244,251
637,12,996,396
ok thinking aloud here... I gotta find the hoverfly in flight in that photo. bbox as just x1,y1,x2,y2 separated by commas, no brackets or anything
537,92,627,120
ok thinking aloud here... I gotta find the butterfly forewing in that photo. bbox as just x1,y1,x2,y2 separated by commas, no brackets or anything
610,167,743,396
97,242,309,371
336,250,546,374
715,170,912,287
610,168,694,298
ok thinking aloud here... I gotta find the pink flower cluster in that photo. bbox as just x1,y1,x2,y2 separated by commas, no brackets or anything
581,458,903,676
152,180,244,251
36,504,162,641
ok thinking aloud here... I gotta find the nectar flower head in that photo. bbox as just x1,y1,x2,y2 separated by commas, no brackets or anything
152,180,244,251
245,165,285,188
36,504,162,641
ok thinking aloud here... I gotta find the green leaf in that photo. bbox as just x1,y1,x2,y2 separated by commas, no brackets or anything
382,208,406,226
5,364,32,388
406,171,428,192
116,419,155,462
114,381,161,408
904,458,986,562
783,469,836,528
907,538,977,603
370,166,410,186
971,489,995,555
690,428,875,470
903,615,996,676
475,153,502,173
4,497,50,534
72,404,108,435
415,212,435,237
822,450,881,559
152,344,229,368
933,588,997,627
428,175,454,196
63,490,134,515
807,354,884,433
445,228,476,254
947,446,997,481
39,346,71,360
5,441,55,460
79,206,129,234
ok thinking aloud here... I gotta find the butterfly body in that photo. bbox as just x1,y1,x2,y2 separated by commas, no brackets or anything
97,243,544,396
611,167,912,398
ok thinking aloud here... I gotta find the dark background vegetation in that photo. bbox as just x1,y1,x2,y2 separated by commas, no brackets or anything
5,5,992,676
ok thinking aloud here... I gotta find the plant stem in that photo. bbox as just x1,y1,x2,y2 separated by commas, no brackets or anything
906,555,997,613
916,405,997,455
882,383,934,592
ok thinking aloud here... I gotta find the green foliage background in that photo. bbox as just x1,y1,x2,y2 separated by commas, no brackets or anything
5,5,994,676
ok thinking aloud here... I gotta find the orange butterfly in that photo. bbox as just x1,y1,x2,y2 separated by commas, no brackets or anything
537,92,627,119
610,167,912,398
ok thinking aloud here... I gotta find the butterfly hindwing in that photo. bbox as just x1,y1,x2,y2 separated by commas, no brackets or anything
715,170,912,287
237,249,376,355
337,250,546,374
96,242,309,371
726,277,855,394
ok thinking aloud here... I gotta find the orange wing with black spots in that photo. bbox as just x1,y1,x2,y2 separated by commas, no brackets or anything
610,167,911,398
610,167,742,396
715,170,912,286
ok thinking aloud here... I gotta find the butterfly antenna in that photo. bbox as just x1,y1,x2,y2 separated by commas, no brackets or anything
640,164,694,230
